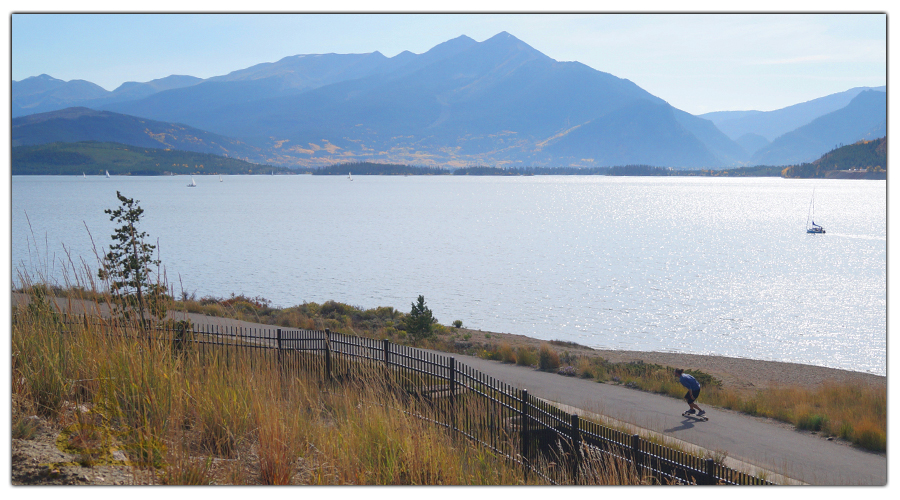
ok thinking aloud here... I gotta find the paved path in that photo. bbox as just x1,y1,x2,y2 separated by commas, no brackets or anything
441,351,886,485
166,311,889,485
14,294,887,485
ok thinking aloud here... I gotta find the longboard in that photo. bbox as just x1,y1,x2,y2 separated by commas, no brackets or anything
682,411,708,422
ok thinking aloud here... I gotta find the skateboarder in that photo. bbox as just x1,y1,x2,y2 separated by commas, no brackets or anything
675,368,705,418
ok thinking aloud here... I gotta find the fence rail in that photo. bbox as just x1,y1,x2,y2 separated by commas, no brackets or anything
27,312,772,485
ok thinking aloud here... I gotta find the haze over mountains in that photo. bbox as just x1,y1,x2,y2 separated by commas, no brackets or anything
12,32,886,169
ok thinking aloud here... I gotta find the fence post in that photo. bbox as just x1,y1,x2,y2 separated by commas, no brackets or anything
449,357,456,435
276,328,283,370
570,414,581,483
383,339,392,386
520,389,529,477
324,329,332,383
705,458,716,485
631,434,643,479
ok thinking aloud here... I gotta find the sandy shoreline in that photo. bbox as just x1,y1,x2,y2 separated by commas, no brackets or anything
457,327,885,394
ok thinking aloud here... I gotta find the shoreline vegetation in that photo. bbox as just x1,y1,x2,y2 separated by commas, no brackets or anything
11,137,886,179
15,283,886,455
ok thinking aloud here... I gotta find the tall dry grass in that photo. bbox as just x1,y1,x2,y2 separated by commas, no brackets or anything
12,281,647,485
706,382,886,452
525,347,887,453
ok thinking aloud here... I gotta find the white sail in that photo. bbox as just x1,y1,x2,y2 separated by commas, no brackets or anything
806,189,825,233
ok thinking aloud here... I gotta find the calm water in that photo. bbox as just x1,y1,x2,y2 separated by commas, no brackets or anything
10,175,886,375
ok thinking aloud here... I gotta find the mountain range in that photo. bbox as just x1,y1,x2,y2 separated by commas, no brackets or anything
12,32,886,169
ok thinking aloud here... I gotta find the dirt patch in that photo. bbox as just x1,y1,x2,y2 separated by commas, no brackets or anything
11,415,154,486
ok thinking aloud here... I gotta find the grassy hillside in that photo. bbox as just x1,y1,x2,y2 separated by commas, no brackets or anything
12,141,289,176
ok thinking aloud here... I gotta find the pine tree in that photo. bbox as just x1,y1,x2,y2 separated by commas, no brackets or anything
405,295,436,343
98,191,168,324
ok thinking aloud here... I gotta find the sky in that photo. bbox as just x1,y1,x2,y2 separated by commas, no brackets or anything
8,8,888,116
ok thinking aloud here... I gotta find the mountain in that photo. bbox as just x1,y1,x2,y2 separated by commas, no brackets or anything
11,107,265,162
734,133,770,156
12,74,110,117
11,74,203,118
535,99,721,168
750,90,886,166
700,86,886,142
12,33,885,169
97,32,742,168
105,75,203,102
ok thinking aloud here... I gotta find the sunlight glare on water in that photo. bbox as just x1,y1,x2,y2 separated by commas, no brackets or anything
10,175,886,374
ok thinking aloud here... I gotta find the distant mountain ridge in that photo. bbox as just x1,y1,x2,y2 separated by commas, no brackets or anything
699,86,885,142
11,107,264,162
750,90,886,165
12,32,886,168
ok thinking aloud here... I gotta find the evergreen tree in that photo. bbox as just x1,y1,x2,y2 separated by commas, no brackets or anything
405,295,436,343
98,191,168,324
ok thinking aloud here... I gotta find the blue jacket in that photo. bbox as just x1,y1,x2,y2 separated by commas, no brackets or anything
679,373,701,391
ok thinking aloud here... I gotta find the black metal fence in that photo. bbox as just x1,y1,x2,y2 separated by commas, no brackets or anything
36,313,773,485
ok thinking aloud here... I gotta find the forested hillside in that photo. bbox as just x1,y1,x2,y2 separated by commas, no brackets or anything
11,141,284,176
781,137,886,179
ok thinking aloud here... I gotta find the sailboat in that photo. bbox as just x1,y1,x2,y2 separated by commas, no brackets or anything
105,170,110,178
219,175,223,182
83,172,86,178
806,189,825,233
187,176,197,187
348,172,353,181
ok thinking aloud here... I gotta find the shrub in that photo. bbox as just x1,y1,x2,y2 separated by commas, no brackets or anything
576,357,595,379
538,344,560,372
482,348,502,361
452,320,463,328
498,343,516,364
516,347,536,367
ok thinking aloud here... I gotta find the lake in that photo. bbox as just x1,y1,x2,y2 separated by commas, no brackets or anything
10,174,886,375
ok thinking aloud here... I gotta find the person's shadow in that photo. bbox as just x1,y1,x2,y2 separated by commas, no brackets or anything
664,417,706,433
